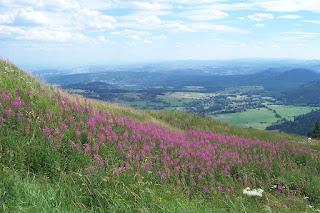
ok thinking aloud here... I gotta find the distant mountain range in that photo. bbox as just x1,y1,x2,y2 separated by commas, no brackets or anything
45,68,320,94
33,59,320,76
282,80,320,105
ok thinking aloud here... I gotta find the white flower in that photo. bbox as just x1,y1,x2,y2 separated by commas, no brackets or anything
243,187,264,197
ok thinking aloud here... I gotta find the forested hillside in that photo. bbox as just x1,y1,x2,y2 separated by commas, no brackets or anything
267,110,320,136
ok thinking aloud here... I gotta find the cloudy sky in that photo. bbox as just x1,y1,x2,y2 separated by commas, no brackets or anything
0,0,320,68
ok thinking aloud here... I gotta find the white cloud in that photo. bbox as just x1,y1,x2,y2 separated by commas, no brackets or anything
111,29,167,46
260,0,320,13
11,0,81,10
15,8,49,25
111,28,167,45
284,31,320,39
97,35,109,42
0,12,14,24
304,20,320,24
0,0,251,43
131,2,171,10
143,39,152,44
136,15,162,25
278,14,301,19
179,9,228,21
0,8,49,26
152,35,167,40
165,22,192,32
72,8,116,30
165,21,247,33
117,10,170,31
255,23,265,27
190,22,248,33
248,13,274,21
0,25,84,42
2,0,309,47
0,25,23,38
152,0,215,5
111,29,151,40
18,28,76,42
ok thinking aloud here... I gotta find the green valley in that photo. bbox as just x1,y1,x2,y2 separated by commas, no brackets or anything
215,105,318,130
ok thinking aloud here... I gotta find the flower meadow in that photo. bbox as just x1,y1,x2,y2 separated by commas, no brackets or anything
1,85,319,194
1,61,320,211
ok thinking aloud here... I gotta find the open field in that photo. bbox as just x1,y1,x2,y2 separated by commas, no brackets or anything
165,92,212,99
268,105,318,121
214,105,319,130
214,108,278,130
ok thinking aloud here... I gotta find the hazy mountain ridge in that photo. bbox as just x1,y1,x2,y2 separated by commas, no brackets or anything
282,80,320,106
33,59,320,77
45,67,320,91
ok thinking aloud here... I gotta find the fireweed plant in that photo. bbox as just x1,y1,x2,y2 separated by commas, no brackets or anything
0,60,320,211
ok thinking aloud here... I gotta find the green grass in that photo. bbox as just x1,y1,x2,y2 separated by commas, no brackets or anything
1,60,320,212
214,105,319,130
125,100,164,109
268,105,318,121
214,108,279,130
147,110,304,143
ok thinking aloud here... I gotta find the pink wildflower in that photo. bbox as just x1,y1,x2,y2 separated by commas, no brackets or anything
203,185,210,193
42,128,51,137
75,130,81,137
87,117,96,130
84,144,91,155
98,132,105,144
6,109,13,117
94,154,105,167
12,96,23,109
15,88,20,95
1,92,10,102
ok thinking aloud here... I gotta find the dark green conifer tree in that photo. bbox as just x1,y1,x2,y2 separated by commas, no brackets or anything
311,121,320,139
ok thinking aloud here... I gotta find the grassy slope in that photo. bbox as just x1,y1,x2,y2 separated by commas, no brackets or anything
0,60,319,212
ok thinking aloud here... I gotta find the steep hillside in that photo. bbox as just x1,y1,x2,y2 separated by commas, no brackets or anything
1,60,320,212
248,68,320,92
283,80,320,106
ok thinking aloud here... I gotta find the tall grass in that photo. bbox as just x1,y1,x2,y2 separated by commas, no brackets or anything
0,60,319,212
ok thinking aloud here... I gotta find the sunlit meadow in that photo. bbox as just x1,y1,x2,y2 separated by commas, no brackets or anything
1,60,320,212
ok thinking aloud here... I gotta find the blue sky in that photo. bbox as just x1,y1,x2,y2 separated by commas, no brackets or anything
0,0,320,68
